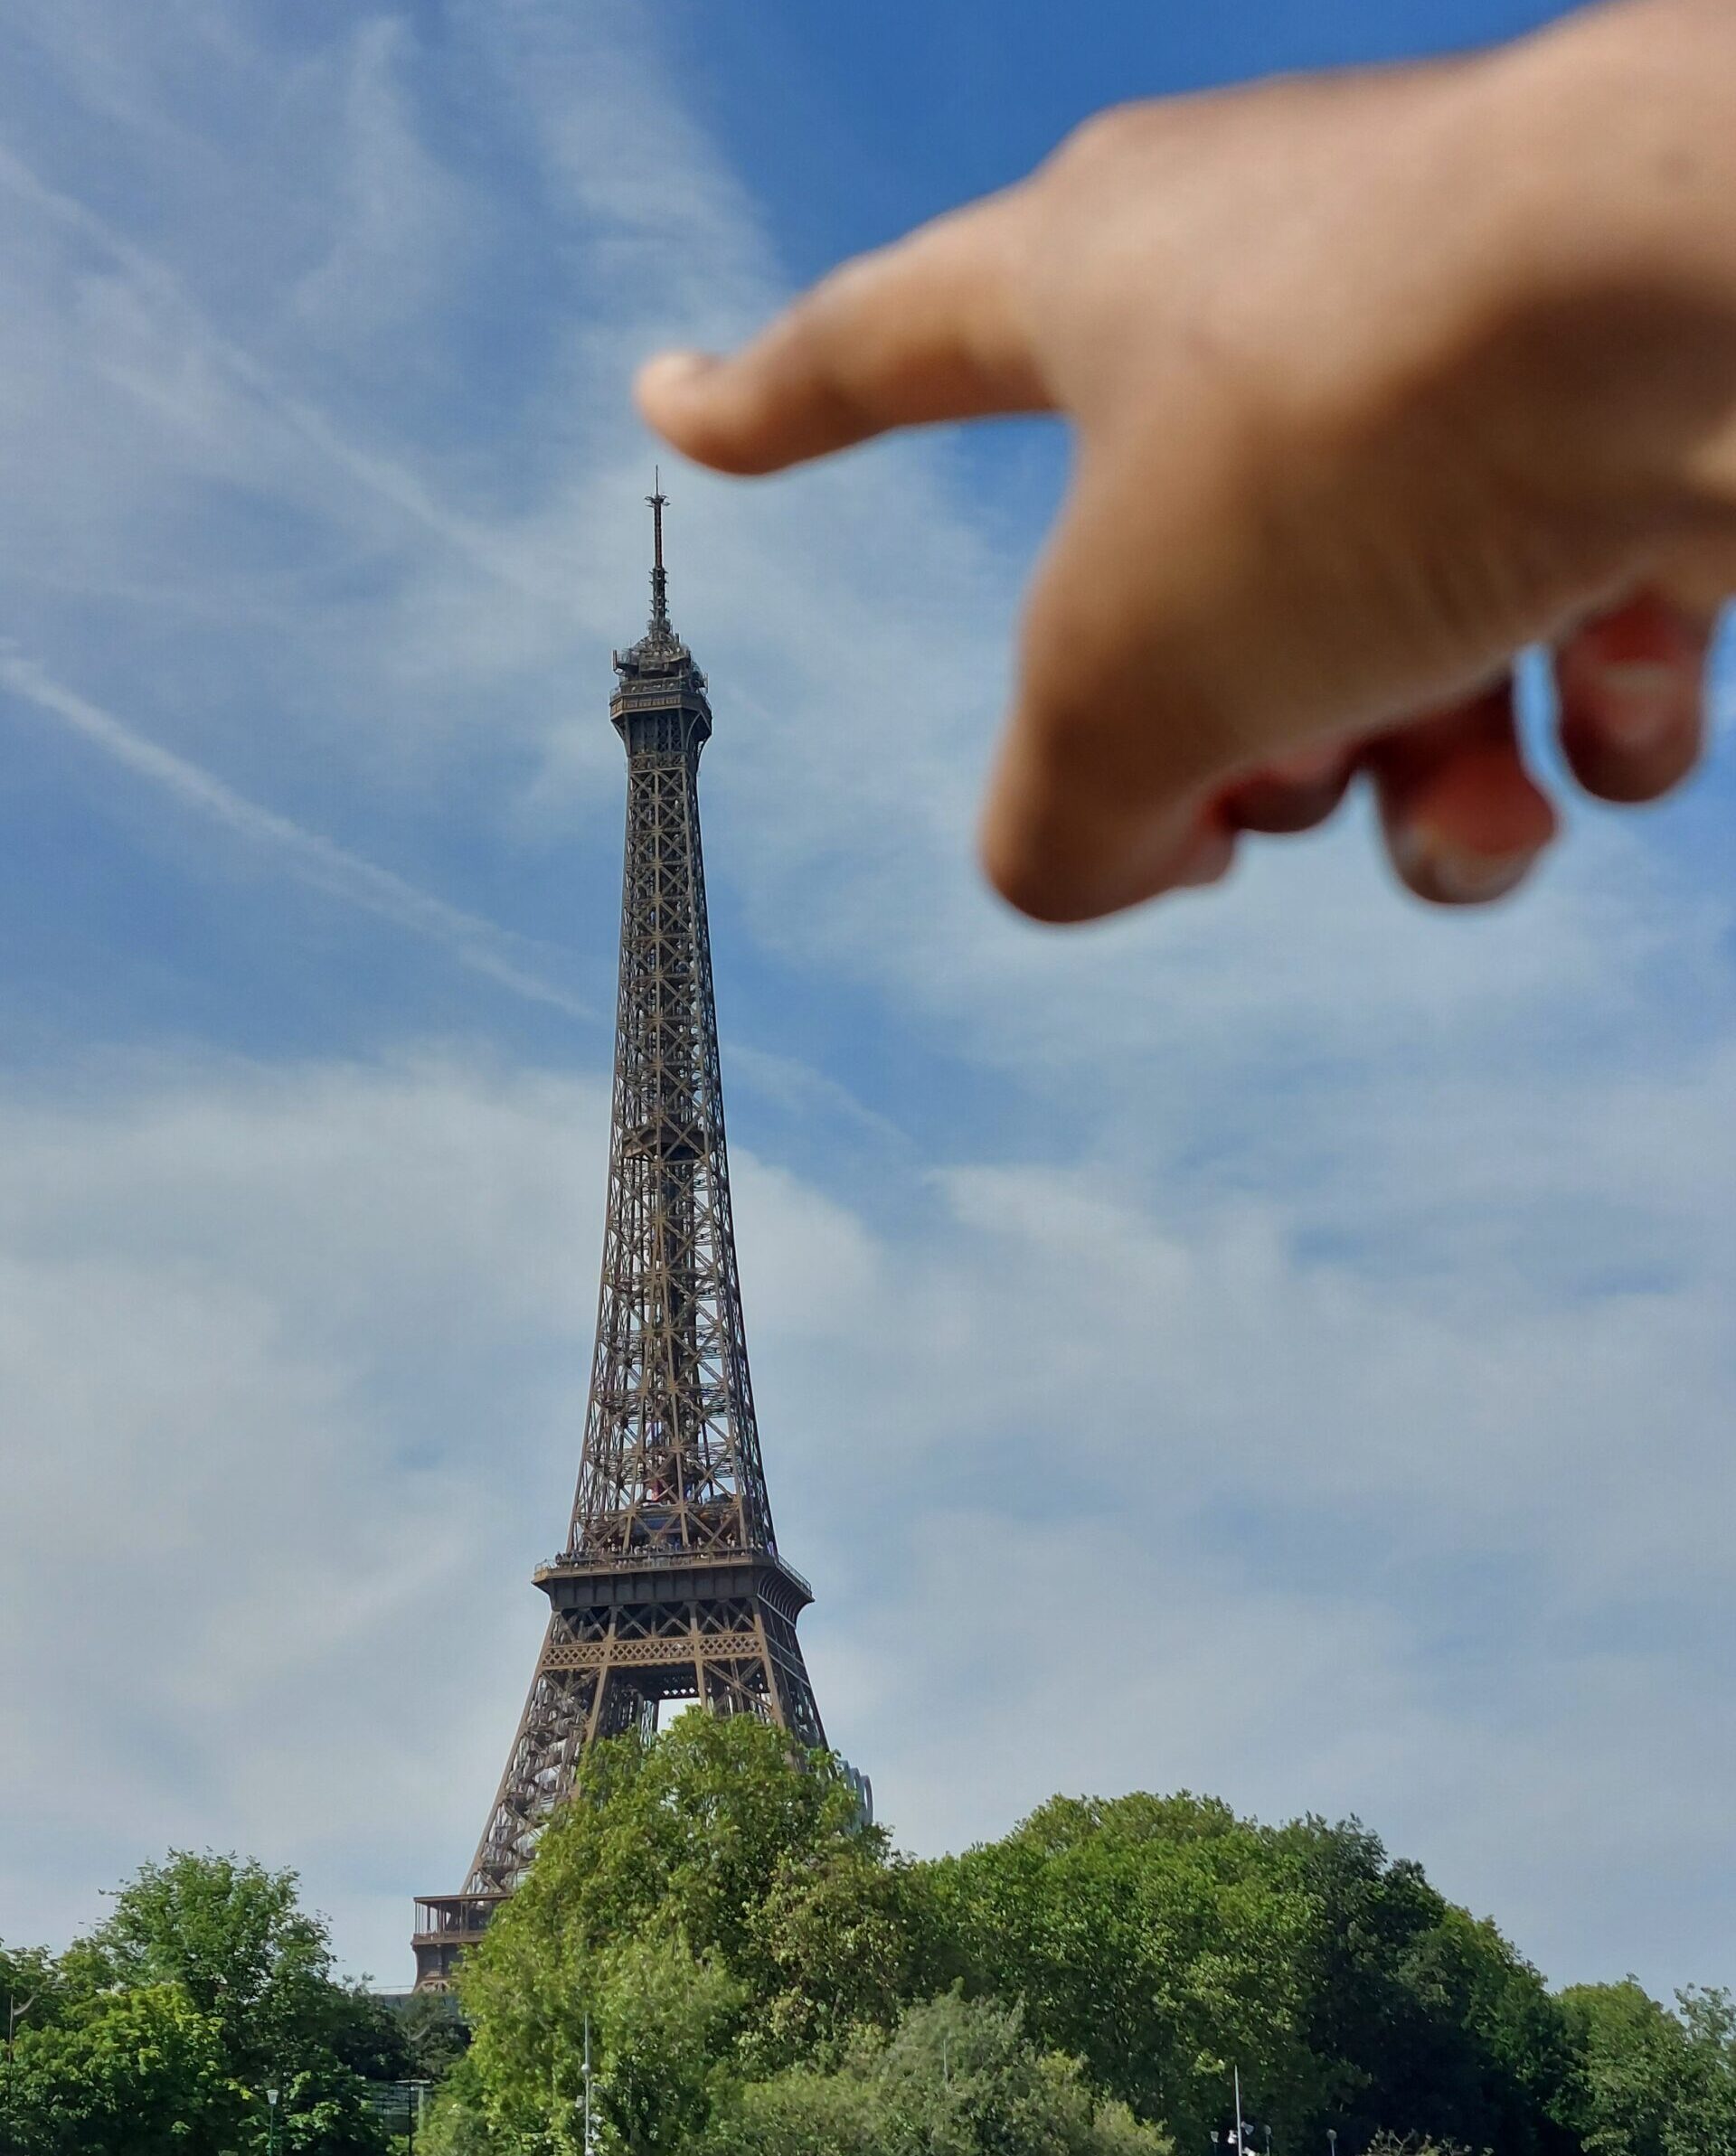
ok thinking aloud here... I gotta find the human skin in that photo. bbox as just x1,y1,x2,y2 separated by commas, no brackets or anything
637,0,1736,921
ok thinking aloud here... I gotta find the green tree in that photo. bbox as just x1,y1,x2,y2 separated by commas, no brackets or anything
0,1943,70,2047
1561,1978,1682,2156
749,1840,952,2069
1381,1904,1577,2153
502,1716,861,1960
930,1792,1325,2144
1557,1982,1736,2156
1,1935,71,2143
458,1928,740,2152
593,1934,742,2154
1263,1815,1464,2139
459,1717,931,2122
4,1982,237,2155
410,1725,1736,2156
705,1992,1174,2156
1665,1987,1736,2156
80,1852,336,2078
6,1853,396,2154
396,1986,470,2085
419,2055,496,2156
929,1794,1581,2153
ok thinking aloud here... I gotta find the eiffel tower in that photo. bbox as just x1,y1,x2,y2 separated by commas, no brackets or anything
413,490,830,1988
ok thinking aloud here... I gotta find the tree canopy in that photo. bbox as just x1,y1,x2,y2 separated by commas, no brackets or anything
423,1717,1734,2154
2,1852,410,2153
5,1731,1731,2155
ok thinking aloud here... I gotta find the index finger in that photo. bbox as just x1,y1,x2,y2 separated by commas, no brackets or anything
635,193,1050,475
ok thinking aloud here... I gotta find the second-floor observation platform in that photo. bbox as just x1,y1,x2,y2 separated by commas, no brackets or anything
532,1542,815,1610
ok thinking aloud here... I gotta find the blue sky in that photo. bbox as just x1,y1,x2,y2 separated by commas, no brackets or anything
3,0,1734,2006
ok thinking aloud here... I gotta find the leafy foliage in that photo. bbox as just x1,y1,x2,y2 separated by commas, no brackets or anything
931,1791,1326,2142
7,1733,1732,2156
0,1942,71,2041
1269,1814,1571,2149
930,1794,1580,2151
396,1983,473,2085
453,1714,940,2147
1665,1988,1736,2155
1,1854,399,2152
1561,1980,1680,2156
433,1720,1736,2154
593,1934,742,2154
702,1992,1175,2156
3,1982,236,2156
1557,1979,1736,2156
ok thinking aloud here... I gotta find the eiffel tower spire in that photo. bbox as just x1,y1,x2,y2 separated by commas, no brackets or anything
646,468,669,634
413,493,827,1987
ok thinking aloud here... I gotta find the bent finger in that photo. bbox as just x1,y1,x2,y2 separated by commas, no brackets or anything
980,428,1272,921
635,195,1048,476
1554,590,1709,806
1367,682,1556,907
1222,743,1356,836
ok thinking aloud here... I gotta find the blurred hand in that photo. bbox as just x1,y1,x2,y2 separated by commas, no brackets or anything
639,0,1736,920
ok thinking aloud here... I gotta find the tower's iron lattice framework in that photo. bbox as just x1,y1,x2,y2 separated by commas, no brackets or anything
414,494,826,1988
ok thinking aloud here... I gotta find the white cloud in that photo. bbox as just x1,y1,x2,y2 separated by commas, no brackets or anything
0,650,587,1015
288,18,480,358
757,1112,1736,2000
0,0,1733,2019
4,1046,1733,2002
0,1056,598,1960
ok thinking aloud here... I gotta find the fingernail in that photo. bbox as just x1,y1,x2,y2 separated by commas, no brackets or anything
1264,742,1347,788
1582,660,1686,751
1171,823,1236,889
637,350,718,398
1393,824,1539,905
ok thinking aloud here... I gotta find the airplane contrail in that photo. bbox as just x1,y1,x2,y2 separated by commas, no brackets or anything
0,650,589,1019
0,137,577,603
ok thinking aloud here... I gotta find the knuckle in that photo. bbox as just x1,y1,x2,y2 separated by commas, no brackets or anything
1045,100,1151,179
806,252,878,325
768,289,839,377
803,238,927,349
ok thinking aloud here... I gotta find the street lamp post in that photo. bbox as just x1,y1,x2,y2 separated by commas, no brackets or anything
5,1999,38,2142
1327,2132,1338,2155
265,2084,279,2155
4,1997,35,2059
580,2014,598,2156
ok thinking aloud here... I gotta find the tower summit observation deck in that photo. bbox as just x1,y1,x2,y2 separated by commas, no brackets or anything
413,489,830,1988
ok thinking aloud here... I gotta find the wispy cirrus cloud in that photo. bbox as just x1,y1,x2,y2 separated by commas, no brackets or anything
0,650,586,1015
5,1036,1735,1994
0,0,1732,2015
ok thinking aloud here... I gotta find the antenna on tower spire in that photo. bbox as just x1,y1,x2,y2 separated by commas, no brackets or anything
646,470,669,632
